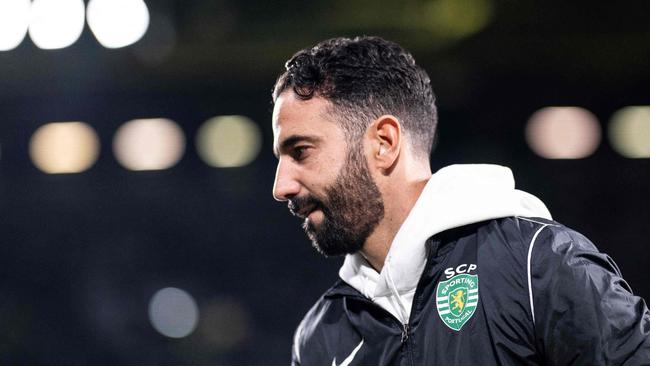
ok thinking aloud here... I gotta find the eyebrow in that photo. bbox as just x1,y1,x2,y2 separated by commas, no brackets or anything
274,134,321,158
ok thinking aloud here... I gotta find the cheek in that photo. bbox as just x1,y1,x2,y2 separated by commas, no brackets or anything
306,156,341,187
301,143,348,195
312,153,337,175
303,174,331,199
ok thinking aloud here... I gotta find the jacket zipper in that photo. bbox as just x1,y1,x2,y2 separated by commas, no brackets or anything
333,240,439,364
347,295,409,337
401,323,410,343
346,295,413,364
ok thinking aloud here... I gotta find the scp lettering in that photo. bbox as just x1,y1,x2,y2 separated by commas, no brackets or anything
444,264,477,279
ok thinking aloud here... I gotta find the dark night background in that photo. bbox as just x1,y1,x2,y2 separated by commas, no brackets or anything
1,0,649,364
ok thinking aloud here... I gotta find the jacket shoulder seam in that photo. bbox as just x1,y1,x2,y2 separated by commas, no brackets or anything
516,216,561,227
526,223,551,325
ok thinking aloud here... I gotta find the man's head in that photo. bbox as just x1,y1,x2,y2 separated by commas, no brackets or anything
272,36,437,257
273,36,437,158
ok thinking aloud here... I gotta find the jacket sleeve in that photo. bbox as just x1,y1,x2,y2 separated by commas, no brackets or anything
531,225,650,365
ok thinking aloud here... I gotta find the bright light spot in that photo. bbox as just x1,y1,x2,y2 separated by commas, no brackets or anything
87,0,150,49
196,298,250,351
525,107,601,159
196,116,262,168
29,0,85,50
424,0,494,39
149,287,199,339
0,0,30,51
29,122,100,174
113,118,185,171
609,106,650,158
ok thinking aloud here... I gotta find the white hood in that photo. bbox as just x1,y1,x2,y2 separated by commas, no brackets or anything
338,164,552,323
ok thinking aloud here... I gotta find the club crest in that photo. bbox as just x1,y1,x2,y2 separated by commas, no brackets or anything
436,273,479,331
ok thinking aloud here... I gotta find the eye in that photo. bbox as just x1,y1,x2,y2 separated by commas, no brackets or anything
291,146,310,161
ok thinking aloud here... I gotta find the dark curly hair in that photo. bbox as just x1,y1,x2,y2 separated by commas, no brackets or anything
273,36,437,159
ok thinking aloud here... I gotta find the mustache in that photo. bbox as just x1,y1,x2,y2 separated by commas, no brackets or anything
288,195,324,218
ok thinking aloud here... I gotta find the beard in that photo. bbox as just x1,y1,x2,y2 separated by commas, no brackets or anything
289,145,385,257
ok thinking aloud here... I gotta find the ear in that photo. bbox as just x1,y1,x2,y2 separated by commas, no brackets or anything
368,115,401,170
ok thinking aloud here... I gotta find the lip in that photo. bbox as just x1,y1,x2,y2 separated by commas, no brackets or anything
295,206,316,220
305,208,324,224
307,209,319,220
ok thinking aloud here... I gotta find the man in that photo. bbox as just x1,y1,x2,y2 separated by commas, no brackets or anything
271,36,650,365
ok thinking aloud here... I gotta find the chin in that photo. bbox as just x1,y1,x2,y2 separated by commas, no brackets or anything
310,234,364,258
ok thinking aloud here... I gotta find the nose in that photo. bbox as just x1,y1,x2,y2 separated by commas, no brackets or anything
272,158,301,201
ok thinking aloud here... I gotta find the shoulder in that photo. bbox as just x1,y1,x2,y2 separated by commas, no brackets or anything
480,217,619,289
292,280,351,363
471,216,609,299
523,218,620,277
504,216,600,256
295,292,338,342
469,217,559,273
477,216,597,262
516,221,650,363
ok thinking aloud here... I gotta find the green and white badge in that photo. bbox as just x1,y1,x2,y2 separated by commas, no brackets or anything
436,273,479,331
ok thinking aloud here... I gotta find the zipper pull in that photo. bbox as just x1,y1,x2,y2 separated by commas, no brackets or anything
401,324,410,343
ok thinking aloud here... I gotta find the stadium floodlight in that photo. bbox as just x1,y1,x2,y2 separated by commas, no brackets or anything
87,0,150,49
29,0,85,50
0,0,30,51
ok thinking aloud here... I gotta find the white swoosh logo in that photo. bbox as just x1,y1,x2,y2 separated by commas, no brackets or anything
332,338,364,366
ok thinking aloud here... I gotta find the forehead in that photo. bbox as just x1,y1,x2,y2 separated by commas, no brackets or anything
272,92,341,141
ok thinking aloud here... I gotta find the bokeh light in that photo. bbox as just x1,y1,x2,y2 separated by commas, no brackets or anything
29,0,85,50
0,0,30,51
196,115,262,168
87,0,150,49
29,122,100,174
525,107,601,159
424,0,494,39
609,106,650,158
148,287,199,339
113,118,185,171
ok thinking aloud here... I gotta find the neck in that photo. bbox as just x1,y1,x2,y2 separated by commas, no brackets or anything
360,174,430,272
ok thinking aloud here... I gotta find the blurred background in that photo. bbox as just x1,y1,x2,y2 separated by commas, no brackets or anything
0,0,649,364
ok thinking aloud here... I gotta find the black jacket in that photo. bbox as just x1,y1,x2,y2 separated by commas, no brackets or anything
291,217,650,365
